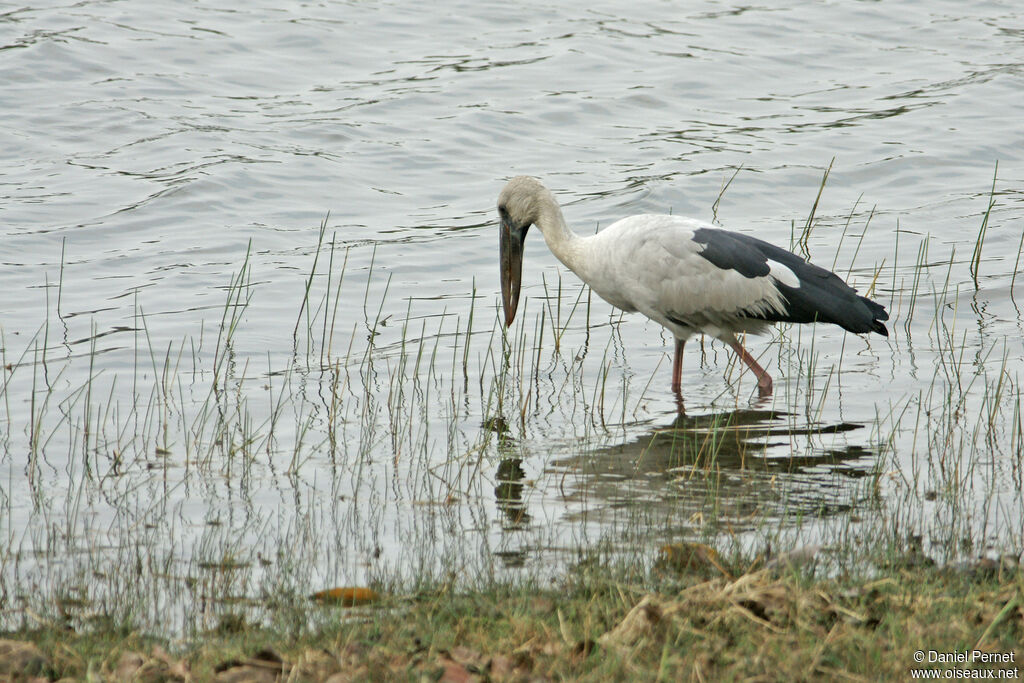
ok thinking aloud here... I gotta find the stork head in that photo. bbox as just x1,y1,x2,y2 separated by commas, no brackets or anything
498,176,548,328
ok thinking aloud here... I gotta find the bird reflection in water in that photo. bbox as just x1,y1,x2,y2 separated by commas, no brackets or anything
483,415,533,532
548,407,876,529
485,406,877,571
494,456,531,529
488,421,533,569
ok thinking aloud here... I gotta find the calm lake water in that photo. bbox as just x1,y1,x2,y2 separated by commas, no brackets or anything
2,0,1023,633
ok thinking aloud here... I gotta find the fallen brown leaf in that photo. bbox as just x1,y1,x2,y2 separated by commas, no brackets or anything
113,651,145,680
0,639,48,677
310,586,380,606
324,668,371,683
215,648,286,682
599,596,675,649
437,654,484,683
152,645,191,678
489,651,534,681
109,648,187,682
214,664,281,683
447,645,487,671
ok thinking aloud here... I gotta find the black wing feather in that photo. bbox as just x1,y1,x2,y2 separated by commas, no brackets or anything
692,228,889,336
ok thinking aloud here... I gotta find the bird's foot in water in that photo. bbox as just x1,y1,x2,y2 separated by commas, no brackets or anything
672,390,686,415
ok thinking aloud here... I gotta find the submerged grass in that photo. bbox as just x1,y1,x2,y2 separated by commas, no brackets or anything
1,167,1023,676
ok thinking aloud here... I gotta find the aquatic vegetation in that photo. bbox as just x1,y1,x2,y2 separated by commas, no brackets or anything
0,170,1021,642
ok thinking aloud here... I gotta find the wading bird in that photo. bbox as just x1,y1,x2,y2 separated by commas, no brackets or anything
498,176,888,398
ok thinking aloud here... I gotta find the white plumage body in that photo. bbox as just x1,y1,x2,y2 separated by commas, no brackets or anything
555,214,790,343
497,175,888,398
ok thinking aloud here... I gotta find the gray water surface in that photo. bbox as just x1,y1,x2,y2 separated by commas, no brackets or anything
2,0,1023,633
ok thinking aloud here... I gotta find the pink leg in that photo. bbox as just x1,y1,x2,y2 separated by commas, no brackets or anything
671,338,686,393
725,335,773,396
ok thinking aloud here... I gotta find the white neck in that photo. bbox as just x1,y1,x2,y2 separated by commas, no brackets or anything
535,193,587,277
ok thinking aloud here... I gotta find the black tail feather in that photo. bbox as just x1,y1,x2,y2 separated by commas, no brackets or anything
861,295,889,337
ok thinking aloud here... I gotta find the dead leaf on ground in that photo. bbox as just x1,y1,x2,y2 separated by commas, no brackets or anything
310,586,380,606
0,639,48,676
489,651,534,681
512,634,563,661
436,653,484,683
599,596,678,649
324,668,371,683
447,645,487,671
152,645,191,679
214,664,281,683
108,647,189,682
215,648,286,683
113,651,146,679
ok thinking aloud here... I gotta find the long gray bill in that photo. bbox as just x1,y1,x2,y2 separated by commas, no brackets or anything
499,217,524,328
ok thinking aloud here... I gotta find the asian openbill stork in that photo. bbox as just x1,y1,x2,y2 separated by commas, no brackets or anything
498,176,888,398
